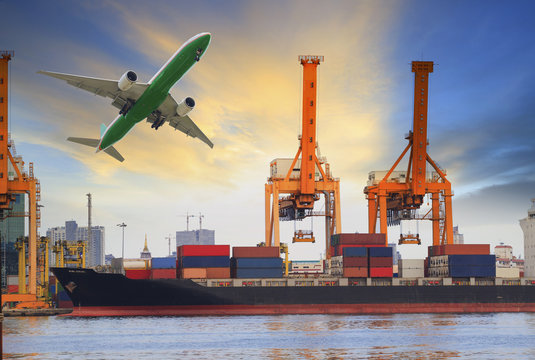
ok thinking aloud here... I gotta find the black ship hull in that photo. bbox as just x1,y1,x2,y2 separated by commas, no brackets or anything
52,267,535,316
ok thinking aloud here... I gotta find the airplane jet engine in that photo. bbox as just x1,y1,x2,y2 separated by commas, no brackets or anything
176,97,195,117
118,71,137,91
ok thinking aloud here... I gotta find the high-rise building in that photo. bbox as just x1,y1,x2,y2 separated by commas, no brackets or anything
46,221,105,268
453,226,464,244
0,194,25,278
520,199,535,278
176,229,215,246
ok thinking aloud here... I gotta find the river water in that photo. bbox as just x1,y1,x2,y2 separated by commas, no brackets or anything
4,313,535,359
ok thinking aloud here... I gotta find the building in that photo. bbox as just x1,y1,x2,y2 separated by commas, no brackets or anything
176,229,215,246
0,194,25,280
140,235,151,259
520,199,535,278
453,226,464,245
46,221,105,268
105,254,115,266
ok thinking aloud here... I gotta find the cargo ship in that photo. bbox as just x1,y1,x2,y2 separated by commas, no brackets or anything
51,241,535,317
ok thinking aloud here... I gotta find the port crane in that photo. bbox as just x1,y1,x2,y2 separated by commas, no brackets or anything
364,61,454,246
265,56,341,258
0,51,48,309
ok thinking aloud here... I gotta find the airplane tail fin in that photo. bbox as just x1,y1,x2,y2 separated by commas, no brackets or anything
67,137,125,162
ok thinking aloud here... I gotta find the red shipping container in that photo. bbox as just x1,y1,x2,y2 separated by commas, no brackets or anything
370,267,393,278
330,246,336,257
7,285,18,293
429,244,489,257
369,257,393,267
206,267,231,279
343,267,368,277
232,246,280,258
178,245,230,257
125,269,151,279
151,268,176,279
343,257,368,267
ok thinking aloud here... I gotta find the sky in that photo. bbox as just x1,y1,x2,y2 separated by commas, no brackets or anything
1,0,534,260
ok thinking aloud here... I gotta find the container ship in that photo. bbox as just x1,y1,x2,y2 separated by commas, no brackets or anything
52,235,535,317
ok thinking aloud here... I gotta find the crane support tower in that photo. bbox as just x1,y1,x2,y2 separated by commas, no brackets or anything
0,51,47,309
265,55,341,258
364,61,454,246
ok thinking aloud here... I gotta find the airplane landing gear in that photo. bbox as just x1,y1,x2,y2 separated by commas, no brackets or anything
119,99,135,115
151,112,166,130
195,48,204,62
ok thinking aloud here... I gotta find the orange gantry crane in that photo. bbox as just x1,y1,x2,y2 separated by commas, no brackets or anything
0,51,47,308
265,56,341,258
364,61,454,247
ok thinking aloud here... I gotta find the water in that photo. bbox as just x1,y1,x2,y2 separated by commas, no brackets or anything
3,313,535,359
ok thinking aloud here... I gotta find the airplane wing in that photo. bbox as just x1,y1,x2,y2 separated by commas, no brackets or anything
148,94,214,148
37,70,149,111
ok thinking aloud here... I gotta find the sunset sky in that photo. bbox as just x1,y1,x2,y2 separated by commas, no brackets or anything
1,0,534,260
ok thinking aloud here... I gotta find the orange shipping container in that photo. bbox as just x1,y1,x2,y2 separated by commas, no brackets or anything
151,268,176,279
343,267,368,278
206,267,231,279
180,268,207,279
429,244,490,256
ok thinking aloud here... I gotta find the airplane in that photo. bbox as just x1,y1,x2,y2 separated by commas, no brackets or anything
38,32,213,162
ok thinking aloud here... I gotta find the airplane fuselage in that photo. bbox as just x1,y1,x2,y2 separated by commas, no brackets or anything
98,33,211,151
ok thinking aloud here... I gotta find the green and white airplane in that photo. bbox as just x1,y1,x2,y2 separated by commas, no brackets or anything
38,32,213,162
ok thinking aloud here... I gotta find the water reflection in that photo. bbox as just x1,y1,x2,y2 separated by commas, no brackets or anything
4,313,535,359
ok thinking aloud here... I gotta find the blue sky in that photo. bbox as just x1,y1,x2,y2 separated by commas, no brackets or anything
1,0,534,260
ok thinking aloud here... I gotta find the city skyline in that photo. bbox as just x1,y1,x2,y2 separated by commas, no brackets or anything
1,1,534,260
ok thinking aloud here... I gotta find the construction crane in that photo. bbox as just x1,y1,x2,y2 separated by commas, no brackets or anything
265,55,341,258
364,61,454,246
0,51,48,309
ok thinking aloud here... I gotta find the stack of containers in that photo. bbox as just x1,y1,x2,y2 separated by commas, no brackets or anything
429,254,496,277
177,245,230,279
330,233,385,257
398,259,425,278
427,244,495,277
151,257,176,279
368,247,393,277
231,246,282,278
342,247,368,277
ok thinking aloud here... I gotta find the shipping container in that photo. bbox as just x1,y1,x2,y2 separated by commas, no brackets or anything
428,244,490,257
449,266,496,278
232,246,280,258
448,255,496,267
496,267,520,278
178,245,230,257
368,247,393,258
232,267,282,278
125,269,151,279
179,256,230,268
399,268,425,278
369,267,393,278
7,275,18,286
343,257,368,267
329,256,344,268
369,257,393,267
289,260,324,274
398,259,425,269
180,268,207,279
206,267,231,279
7,285,18,293
151,257,176,269
112,258,150,270
150,268,176,279
343,247,367,257
331,233,385,246
231,257,283,269
343,267,368,278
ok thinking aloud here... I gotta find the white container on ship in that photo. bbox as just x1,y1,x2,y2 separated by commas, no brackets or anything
496,267,520,278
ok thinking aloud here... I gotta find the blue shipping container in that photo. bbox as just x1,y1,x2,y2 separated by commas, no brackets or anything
151,257,176,269
231,257,283,269
343,247,367,257
234,268,282,278
180,256,230,268
368,247,393,258
449,265,496,278
448,255,495,267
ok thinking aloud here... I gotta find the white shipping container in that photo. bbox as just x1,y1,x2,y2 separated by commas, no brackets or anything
400,268,425,278
496,267,520,278
399,259,425,269
329,256,343,268
112,258,149,270
7,275,18,286
429,255,449,268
